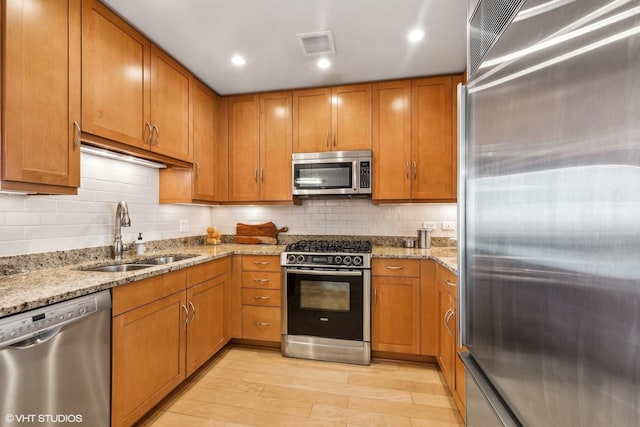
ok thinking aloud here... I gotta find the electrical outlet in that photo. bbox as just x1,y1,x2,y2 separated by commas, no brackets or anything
422,221,436,231
442,221,456,231
179,219,189,232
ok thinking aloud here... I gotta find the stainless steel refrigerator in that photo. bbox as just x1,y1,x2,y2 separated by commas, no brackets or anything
459,0,640,426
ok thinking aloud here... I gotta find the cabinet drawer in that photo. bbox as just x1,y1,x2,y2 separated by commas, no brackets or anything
242,289,281,307
242,306,281,341
112,270,186,316
372,259,420,277
437,265,458,298
241,271,281,290
186,257,229,287
242,255,280,272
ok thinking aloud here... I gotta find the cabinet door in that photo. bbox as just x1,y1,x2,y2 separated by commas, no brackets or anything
372,80,411,201
3,0,80,193
82,0,150,149
215,97,229,201
259,91,292,201
420,260,439,356
228,95,260,201
150,45,193,162
411,76,454,200
192,80,217,201
438,288,456,390
292,88,332,152
372,276,420,354
112,291,186,427
186,275,226,377
332,84,372,151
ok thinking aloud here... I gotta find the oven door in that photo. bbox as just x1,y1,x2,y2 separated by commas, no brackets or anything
284,268,370,341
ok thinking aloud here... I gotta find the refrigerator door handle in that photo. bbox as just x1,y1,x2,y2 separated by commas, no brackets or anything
456,82,467,348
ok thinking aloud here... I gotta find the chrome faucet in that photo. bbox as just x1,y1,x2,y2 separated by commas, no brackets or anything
113,201,131,260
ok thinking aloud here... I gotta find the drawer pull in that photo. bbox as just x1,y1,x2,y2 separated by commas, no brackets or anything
254,322,271,327
385,265,405,270
254,261,270,265
253,278,270,283
253,296,270,301
445,279,457,287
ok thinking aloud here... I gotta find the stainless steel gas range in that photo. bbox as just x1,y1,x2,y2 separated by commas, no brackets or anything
281,239,372,365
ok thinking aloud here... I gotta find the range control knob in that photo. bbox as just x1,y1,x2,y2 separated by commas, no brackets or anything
352,256,363,266
296,254,305,263
343,256,352,265
78,307,87,315
0,333,4,341
334,256,342,265
10,330,17,338
287,254,296,264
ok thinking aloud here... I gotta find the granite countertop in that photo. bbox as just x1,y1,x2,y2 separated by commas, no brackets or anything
0,244,456,318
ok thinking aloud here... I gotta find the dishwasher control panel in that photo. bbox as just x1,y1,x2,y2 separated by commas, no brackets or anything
0,293,103,348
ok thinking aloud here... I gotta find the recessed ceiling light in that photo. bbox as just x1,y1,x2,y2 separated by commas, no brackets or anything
231,55,246,66
407,29,425,42
317,58,331,69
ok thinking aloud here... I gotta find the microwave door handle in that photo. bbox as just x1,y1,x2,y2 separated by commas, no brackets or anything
285,268,363,277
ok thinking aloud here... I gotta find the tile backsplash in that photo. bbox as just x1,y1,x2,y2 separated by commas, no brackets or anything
0,153,457,257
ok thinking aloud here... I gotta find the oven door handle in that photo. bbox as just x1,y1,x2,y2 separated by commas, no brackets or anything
285,268,363,277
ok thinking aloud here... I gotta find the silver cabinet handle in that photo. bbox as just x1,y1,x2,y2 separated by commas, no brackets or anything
253,295,270,301
374,288,377,305
195,161,201,178
385,265,404,270
182,304,189,327
254,322,271,327
445,279,457,287
254,261,270,265
444,309,455,336
326,130,330,148
144,122,152,144
333,130,336,147
72,121,81,151
188,301,196,322
413,161,417,179
405,161,410,179
151,124,160,146
253,278,270,283
254,168,259,182
260,168,264,182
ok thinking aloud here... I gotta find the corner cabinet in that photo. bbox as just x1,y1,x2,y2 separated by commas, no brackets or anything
82,0,193,164
292,84,372,153
373,75,463,203
1,0,81,194
111,259,229,427
228,92,293,203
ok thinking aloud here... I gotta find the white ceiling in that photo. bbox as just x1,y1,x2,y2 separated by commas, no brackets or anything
101,0,467,95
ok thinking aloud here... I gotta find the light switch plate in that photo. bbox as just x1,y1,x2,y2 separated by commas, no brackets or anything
422,221,436,231
179,219,189,232
442,221,456,231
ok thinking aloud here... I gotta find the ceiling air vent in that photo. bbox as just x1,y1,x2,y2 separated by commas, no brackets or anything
296,30,336,56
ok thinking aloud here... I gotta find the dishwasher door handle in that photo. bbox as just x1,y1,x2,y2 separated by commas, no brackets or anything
6,327,63,350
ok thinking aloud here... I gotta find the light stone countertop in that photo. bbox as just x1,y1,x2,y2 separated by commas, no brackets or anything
0,244,456,318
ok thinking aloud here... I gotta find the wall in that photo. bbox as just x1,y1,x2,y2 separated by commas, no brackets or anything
0,153,457,258
0,152,210,257
211,200,457,238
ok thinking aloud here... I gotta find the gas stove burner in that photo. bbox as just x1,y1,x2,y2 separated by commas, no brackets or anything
285,239,372,253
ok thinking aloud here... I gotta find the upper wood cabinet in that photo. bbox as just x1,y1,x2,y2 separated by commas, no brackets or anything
373,75,461,203
159,80,219,204
1,0,81,194
228,92,293,203
372,80,412,200
82,0,192,163
293,84,372,153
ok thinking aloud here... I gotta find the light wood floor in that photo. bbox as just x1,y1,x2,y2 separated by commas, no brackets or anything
137,346,465,427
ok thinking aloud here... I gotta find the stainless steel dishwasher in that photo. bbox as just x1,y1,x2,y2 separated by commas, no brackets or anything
0,290,111,426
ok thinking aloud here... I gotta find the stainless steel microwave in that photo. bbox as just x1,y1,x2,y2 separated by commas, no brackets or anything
292,150,372,197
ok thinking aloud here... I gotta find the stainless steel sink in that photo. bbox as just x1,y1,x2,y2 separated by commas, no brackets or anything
137,255,197,265
82,263,155,272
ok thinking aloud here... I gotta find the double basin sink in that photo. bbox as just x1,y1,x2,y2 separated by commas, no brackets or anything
81,255,197,272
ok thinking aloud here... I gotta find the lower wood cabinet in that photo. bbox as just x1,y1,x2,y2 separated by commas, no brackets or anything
237,255,282,342
111,259,229,427
372,259,421,354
